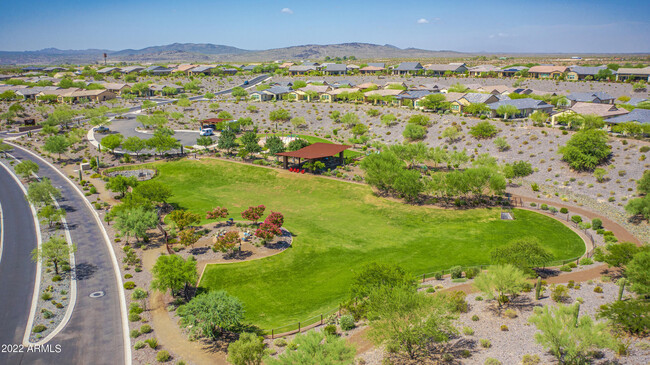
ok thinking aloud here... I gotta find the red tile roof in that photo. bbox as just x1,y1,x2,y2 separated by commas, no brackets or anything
276,142,351,159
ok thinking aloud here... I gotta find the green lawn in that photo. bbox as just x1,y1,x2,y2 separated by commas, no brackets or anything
150,159,584,330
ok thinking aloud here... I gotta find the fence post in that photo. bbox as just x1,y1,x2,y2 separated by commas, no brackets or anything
271,329,274,339
422,273,425,283
298,322,301,333
321,314,323,325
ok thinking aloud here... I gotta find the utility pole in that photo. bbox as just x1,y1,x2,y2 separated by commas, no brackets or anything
103,53,107,66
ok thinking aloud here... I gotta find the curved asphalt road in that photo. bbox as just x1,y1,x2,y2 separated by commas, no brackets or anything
0,161,38,365
6,146,125,365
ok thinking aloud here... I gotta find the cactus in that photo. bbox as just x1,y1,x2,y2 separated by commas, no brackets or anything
618,278,626,301
574,303,581,324
535,277,542,300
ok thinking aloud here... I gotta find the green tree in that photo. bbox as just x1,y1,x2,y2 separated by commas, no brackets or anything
146,129,180,154
292,80,307,89
114,206,158,243
290,117,307,129
635,170,650,195
168,209,201,230
265,331,355,365
196,135,214,150
603,242,642,268
530,110,549,125
177,290,243,338
287,138,310,151
106,175,138,198
559,129,610,171
122,136,147,157
340,113,360,128
231,87,248,100
269,108,290,127
100,133,124,154
407,114,431,126
151,254,198,299
418,93,446,110
350,262,416,301
463,103,490,116
351,123,368,137
238,117,253,131
403,124,426,141
593,167,607,182
367,286,457,359
38,205,66,228
43,135,70,159
227,332,265,365
598,299,650,335
241,131,262,155
625,251,650,296
380,113,397,127
529,304,615,365
473,264,528,307
132,180,173,204
625,195,650,220
218,129,238,154
31,236,76,275
469,121,498,139
15,160,39,181
491,238,553,271
496,104,520,119
265,136,285,155
441,126,462,143
27,179,61,207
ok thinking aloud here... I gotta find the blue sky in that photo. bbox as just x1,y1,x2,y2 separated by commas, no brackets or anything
0,0,648,53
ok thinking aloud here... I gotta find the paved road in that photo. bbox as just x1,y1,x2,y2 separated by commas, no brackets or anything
0,161,38,365
7,146,126,365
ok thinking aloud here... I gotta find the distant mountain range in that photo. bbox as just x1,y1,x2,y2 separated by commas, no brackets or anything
0,42,465,65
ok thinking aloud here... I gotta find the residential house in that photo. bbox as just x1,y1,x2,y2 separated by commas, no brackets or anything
269,81,293,88
249,86,292,101
626,98,648,106
188,65,215,75
566,92,615,106
413,84,445,92
57,89,116,103
173,64,198,73
346,64,360,72
425,63,468,76
21,66,44,72
221,68,238,75
288,65,317,75
289,85,332,101
398,90,432,107
144,65,171,75
467,65,501,77
331,80,355,88
551,102,629,125
363,89,405,104
149,84,184,96
392,62,424,75
101,82,131,95
242,65,257,72
321,87,360,103
36,88,82,100
356,82,379,90
615,67,650,82
477,85,511,95
97,67,120,74
367,63,385,68
451,93,503,113
383,82,407,90
120,66,145,74
488,98,554,118
605,108,650,125
359,65,385,74
301,62,320,67
527,66,567,79
43,67,66,73
307,79,329,86
16,87,58,100
278,62,295,69
323,64,348,75
566,66,608,80
498,66,527,78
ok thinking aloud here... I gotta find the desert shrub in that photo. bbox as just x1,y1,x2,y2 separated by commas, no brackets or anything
571,215,583,224
475,296,483,301
134,341,145,350
140,324,152,334
500,325,509,331
156,350,170,362
551,285,570,302
504,309,517,318
287,342,298,350
485,358,501,365
124,273,133,279
472,315,480,321
426,287,436,293
128,313,141,322
465,267,480,279
41,292,53,300
541,204,549,210
568,262,577,268
339,315,355,331
41,309,53,319
480,339,492,348
323,324,337,336
52,275,62,282
441,290,468,313
579,257,593,265
145,338,158,349
594,286,603,293
567,280,575,289
450,266,463,279
560,265,572,272
33,324,47,333
560,207,569,214
124,281,136,290
522,354,541,365
131,329,140,338
274,338,287,347
591,218,603,230
463,326,474,335
434,271,443,280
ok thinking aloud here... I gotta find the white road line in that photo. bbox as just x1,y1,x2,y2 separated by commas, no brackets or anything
0,202,4,265
0,159,43,348
7,142,132,365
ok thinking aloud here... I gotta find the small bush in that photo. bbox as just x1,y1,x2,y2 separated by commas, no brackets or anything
504,309,517,318
480,339,492,348
339,315,355,331
541,204,549,210
462,326,474,335
551,285,570,303
571,215,582,224
134,341,145,350
434,271,443,280
500,324,509,331
41,309,53,319
640,146,650,153
33,324,47,333
140,324,152,334
323,324,337,336
560,265,572,272
522,354,541,365
579,257,593,265
124,281,136,290
450,266,463,279
485,358,501,365
560,207,569,214
52,275,62,282
130,329,140,338
568,262,577,268
594,286,603,293
465,267,480,279
156,350,170,363
287,342,298,350
41,292,53,301
475,296,483,301
471,315,480,321
145,338,158,349
567,280,575,289
426,287,436,293
575,297,584,304
591,218,603,230
124,273,133,279
128,313,141,322
274,338,287,347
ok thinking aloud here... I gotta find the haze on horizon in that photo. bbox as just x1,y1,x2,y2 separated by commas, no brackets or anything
0,0,648,54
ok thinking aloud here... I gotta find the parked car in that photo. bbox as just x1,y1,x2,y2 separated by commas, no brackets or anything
243,80,249,85
95,126,110,133
200,128,214,136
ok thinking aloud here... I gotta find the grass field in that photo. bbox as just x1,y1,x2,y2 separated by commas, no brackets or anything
150,159,585,330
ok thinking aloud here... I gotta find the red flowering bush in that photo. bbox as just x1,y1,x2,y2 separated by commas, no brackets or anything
255,222,282,242
214,230,240,254
264,212,284,227
206,206,229,220
241,205,266,224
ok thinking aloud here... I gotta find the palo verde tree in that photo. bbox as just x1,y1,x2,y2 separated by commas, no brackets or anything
38,205,66,228
265,330,355,365
27,178,62,207
218,129,238,154
559,129,610,171
114,206,158,243
473,264,529,308
43,135,70,159
31,236,76,275
100,133,124,154
491,237,553,273
151,254,198,300
106,175,139,198
14,160,40,181
177,290,244,339
168,209,201,231
132,180,173,205
122,136,147,157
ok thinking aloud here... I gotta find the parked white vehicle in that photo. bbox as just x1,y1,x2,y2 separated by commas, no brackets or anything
200,128,214,136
